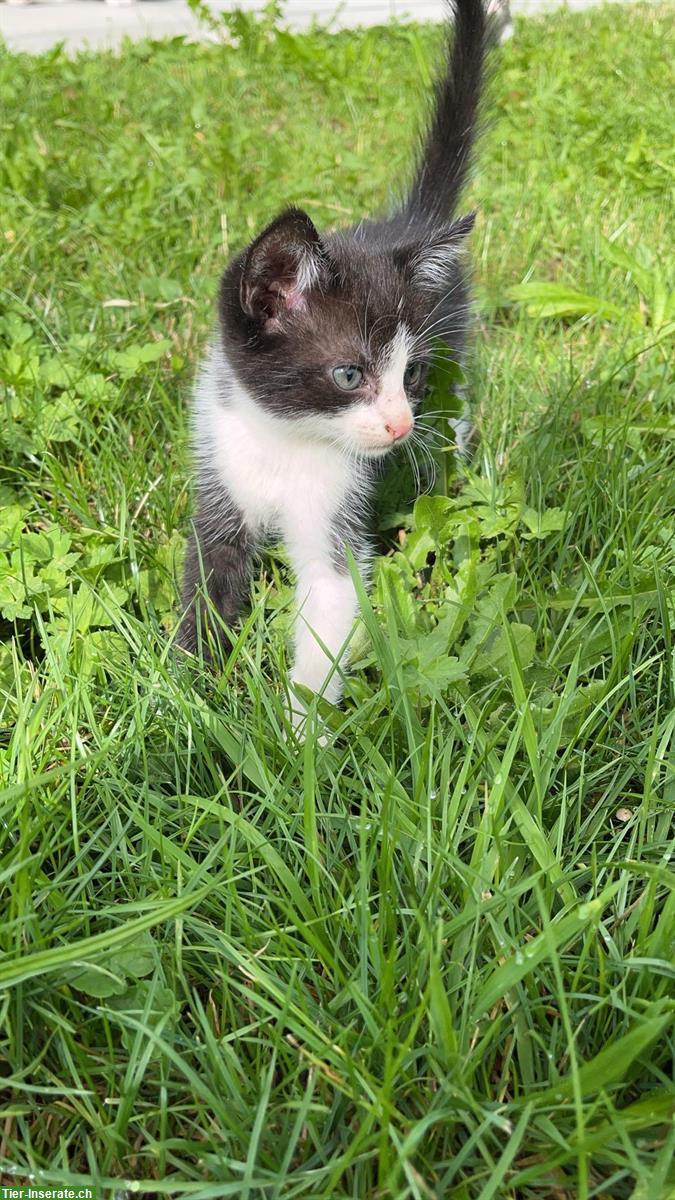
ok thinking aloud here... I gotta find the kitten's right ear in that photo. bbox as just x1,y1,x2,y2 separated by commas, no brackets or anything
395,212,476,292
240,208,327,330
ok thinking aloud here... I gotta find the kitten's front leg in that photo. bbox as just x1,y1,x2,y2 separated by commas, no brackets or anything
179,478,254,659
287,528,369,729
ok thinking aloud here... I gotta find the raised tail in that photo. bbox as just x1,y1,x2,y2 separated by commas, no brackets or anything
403,0,488,225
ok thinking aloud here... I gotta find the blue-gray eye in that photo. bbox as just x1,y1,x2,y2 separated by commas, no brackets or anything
404,362,423,389
332,365,363,391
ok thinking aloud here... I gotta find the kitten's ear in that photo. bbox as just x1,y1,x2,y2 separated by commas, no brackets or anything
398,212,476,290
240,208,327,328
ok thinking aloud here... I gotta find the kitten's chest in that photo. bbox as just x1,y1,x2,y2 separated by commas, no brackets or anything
211,407,353,533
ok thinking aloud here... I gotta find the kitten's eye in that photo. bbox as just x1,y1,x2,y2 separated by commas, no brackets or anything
404,362,423,389
332,365,363,391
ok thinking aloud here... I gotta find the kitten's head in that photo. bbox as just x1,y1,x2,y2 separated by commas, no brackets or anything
219,207,474,458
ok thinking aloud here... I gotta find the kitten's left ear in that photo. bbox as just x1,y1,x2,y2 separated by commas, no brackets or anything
398,212,476,290
240,207,328,329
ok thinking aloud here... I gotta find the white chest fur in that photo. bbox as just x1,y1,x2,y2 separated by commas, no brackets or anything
193,349,358,560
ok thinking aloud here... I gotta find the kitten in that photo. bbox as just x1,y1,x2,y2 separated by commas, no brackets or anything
179,0,488,727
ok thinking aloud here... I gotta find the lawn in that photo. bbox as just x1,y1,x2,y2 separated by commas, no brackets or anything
0,2,674,1197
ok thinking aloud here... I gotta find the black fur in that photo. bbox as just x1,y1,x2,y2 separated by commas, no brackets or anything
403,0,487,223
180,475,254,658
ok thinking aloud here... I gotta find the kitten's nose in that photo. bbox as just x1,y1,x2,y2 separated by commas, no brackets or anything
385,417,413,441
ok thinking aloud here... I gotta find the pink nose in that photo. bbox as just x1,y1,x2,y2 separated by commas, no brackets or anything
385,418,413,441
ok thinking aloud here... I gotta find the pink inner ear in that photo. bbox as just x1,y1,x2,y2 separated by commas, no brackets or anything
269,279,307,313
284,286,306,312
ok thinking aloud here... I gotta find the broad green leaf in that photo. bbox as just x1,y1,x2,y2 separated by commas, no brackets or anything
41,358,78,390
37,392,81,444
522,506,567,539
471,622,536,677
140,276,184,302
109,931,156,980
111,338,172,376
412,494,452,540
508,282,626,321
402,652,467,698
0,564,31,621
68,581,129,631
441,553,478,647
0,505,25,551
68,963,128,998
105,982,180,1054
470,573,518,639
425,339,466,417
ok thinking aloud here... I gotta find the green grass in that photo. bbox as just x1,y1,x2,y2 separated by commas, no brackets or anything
1,3,674,1197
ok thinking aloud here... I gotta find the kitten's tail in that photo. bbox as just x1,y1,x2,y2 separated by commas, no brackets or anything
402,0,488,224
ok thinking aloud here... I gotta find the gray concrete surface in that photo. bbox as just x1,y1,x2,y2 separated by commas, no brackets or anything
0,0,628,54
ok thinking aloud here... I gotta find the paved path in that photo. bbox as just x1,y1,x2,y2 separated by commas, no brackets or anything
0,0,629,54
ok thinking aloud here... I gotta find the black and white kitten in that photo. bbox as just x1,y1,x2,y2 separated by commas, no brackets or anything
180,0,487,724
